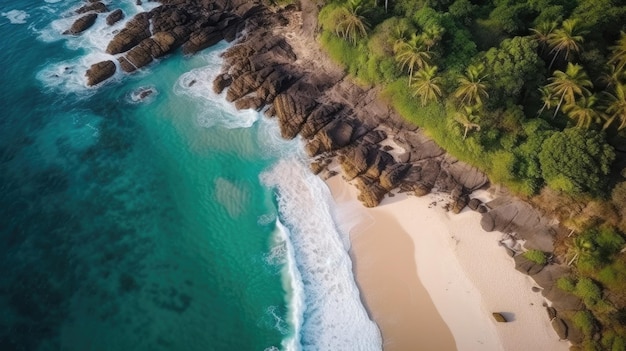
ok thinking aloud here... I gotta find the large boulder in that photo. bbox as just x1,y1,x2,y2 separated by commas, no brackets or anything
551,318,568,339
300,103,342,139
338,145,375,180
213,73,233,94
106,9,124,26
317,119,355,152
514,254,545,275
364,150,394,179
64,13,98,35
106,13,151,54
151,6,191,33
354,177,387,208
76,1,108,14
273,91,317,139
380,163,411,190
85,60,116,86
182,26,224,55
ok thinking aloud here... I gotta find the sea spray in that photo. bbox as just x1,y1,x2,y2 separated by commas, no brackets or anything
261,159,382,351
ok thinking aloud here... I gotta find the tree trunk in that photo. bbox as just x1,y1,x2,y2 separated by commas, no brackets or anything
553,92,565,119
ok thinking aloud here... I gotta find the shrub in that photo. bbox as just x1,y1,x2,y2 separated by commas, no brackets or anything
523,249,548,265
574,277,603,307
573,310,597,338
557,276,576,292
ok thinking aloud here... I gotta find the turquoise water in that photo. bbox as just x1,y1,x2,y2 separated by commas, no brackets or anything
0,1,381,350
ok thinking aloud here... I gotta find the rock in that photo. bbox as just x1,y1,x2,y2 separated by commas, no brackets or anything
316,120,355,152
213,73,232,94
563,318,584,344
64,13,98,35
477,204,489,213
300,103,342,139
354,177,387,208
468,198,482,211
85,60,116,86
106,13,151,55
514,254,545,275
309,161,325,175
492,313,507,323
76,1,108,14
413,183,432,197
447,161,489,191
273,92,317,139
364,150,394,179
543,285,584,311
151,6,191,33
546,306,557,320
380,163,411,190
362,129,387,145
234,96,264,110
480,213,496,232
182,27,224,55
532,265,570,293
338,145,374,180
551,318,568,339
451,194,469,214
121,43,152,72
106,9,124,25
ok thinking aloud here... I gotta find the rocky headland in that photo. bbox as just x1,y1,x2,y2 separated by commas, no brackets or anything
69,0,587,345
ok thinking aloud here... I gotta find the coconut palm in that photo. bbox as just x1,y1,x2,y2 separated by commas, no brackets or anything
608,31,626,72
566,235,598,266
421,25,444,51
453,63,489,107
598,63,626,89
455,105,481,139
394,33,431,81
530,21,558,56
546,63,593,119
334,1,370,45
537,86,558,117
411,64,443,106
546,19,587,69
563,94,602,128
603,83,626,131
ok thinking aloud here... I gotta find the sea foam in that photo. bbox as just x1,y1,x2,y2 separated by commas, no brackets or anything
2,10,29,24
261,160,382,351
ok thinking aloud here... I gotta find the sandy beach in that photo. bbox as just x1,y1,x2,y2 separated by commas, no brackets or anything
326,175,570,351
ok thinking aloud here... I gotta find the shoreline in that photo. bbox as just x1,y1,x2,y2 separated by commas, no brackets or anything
325,173,569,350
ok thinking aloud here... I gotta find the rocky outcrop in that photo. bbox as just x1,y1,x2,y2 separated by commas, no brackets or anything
85,60,116,86
106,13,151,54
514,254,545,275
64,13,98,35
76,1,108,14
106,9,124,26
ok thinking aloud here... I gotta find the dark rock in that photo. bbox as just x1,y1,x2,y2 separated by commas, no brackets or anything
546,306,557,320
492,312,507,323
106,13,151,54
551,318,568,339
122,43,153,72
213,73,232,94
413,183,432,197
182,27,224,55
273,91,317,139
151,6,191,33
364,150,394,179
354,177,387,208
234,96,264,110
514,254,545,275
338,145,375,180
300,103,342,139
451,194,469,214
362,129,387,145
380,163,411,190
106,9,124,25
481,213,496,232
543,285,584,311
532,286,542,293
477,204,489,213
76,1,108,14
64,13,98,35
85,60,115,86
468,198,482,211
563,318,584,344
448,161,489,191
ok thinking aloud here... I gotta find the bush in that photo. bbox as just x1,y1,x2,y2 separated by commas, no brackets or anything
523,249,548,265
574,277,603,307
557,276,576,292
573,310,597,338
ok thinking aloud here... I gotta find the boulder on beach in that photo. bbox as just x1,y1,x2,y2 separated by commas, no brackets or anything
514,254,545,275
492,312,508,323
551,318,568,339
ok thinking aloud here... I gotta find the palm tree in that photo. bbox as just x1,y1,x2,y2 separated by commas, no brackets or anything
453,63,489,107
603,83,626,131
394,34,431,81
546,63,593,119
546,19,588,69
566,235,598,266
411,64,443,106
334,1,370,45
530,21,558,56
537,86,558,117
455,105,481,139
563,94,602,128
608,31,626,72
421,25,444,51
598,63,625,89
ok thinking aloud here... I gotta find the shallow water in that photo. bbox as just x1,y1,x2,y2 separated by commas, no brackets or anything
0,1,381,350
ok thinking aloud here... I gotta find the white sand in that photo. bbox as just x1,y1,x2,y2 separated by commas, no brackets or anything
326,176,570,351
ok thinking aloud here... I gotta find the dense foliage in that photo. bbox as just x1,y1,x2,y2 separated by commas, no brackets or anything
316,0,626,348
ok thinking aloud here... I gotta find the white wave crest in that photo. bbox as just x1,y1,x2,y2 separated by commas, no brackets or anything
261,160,382,351
173,43,260,129
2,10,29,24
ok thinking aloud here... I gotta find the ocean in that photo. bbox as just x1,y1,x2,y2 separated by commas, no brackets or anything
0,1,381,350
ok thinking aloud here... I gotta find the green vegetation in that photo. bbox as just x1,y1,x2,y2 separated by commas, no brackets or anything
523,249,548,265
316,0,626,347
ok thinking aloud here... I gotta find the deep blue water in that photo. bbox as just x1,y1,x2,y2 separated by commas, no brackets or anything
0,1,381,350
